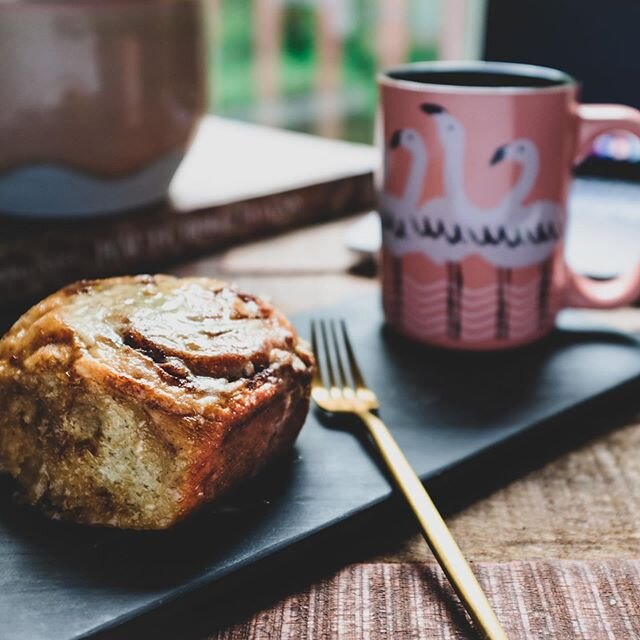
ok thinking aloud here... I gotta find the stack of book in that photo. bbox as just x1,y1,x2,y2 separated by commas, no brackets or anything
1,117,377,311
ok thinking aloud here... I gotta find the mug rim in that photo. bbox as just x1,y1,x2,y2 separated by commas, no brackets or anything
378,60,578,95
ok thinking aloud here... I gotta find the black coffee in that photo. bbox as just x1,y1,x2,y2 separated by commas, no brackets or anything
386,67,571,89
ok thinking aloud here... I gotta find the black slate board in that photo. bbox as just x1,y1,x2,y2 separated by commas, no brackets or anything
1,294,640,640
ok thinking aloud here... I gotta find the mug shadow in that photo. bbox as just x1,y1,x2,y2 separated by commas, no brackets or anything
378,321,639,426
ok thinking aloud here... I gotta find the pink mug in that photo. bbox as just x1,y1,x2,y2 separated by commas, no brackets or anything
378,61,640,350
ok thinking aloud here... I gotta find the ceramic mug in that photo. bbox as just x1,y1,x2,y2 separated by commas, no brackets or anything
0,0,206,217
378,61,640,350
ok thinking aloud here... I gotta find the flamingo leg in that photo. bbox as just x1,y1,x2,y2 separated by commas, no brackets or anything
495,269,503,340
495,268,511,340
538,258,552,329
446,262,463,340
446,263,455,339
455,263,463,339
505,268,512,337
390,255,404,329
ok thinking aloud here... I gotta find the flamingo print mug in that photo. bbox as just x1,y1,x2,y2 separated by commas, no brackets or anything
379,61,640,350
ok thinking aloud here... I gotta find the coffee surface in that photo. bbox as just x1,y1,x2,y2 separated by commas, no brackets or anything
386,68,571,89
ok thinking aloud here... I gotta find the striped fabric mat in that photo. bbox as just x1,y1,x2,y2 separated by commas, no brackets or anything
212,560,640,639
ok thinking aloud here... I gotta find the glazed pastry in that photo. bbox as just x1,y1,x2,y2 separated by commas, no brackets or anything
0,275,313,529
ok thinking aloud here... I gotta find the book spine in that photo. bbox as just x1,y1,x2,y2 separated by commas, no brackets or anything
0,173,374,311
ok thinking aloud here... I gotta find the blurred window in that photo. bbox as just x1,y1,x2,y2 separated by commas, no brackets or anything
208,0,485,142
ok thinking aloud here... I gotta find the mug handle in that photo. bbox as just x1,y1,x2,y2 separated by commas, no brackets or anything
565,104,640,309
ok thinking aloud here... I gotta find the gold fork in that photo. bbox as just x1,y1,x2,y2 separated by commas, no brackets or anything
310,319,507,640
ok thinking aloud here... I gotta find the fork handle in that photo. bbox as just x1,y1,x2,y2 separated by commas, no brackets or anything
357,410,508,640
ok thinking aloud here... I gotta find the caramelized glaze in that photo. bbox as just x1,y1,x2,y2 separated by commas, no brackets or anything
0,275,313,529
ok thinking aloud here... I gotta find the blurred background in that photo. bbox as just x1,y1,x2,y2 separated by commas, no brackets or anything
205,0,640,167
206,0,486,143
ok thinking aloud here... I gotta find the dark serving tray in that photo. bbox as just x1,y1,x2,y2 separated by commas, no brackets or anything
1,294,639,640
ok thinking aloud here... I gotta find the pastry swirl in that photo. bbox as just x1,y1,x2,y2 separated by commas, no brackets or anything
0,275,313,529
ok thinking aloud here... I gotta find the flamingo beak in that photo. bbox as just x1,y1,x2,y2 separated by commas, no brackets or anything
490,145,507,165
389,130,402,148
420,103,445,115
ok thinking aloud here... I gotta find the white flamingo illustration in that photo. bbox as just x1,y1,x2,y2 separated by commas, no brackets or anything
379,128,429,328
380,128,428,243
418,105,564,339
489,139,564,332
382,105,566,342
382,104,480,339
418,103,476,339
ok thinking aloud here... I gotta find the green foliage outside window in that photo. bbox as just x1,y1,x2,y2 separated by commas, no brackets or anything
209,0,438,142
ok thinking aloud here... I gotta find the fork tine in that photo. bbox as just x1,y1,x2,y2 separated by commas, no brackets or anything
329,320,349,389
310,320,324,387
340,319,367,390
320,320,338,390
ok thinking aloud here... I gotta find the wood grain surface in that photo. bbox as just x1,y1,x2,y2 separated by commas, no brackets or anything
209,560,640,640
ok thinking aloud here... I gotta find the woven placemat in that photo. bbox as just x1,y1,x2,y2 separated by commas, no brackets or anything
211,560,640,639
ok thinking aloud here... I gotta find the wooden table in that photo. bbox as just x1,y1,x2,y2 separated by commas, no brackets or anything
161,215,640,639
